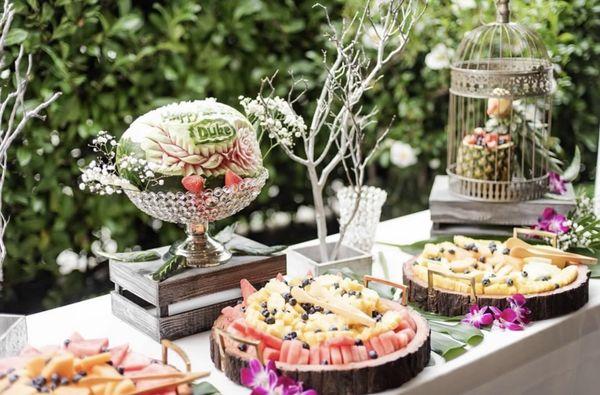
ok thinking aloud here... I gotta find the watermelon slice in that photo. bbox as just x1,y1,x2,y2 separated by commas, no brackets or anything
109,344,129,367
229,318,248,336
326,336,354,347
221,306,242,321
363,340,374,354
369,337,386,357
240,279,256,305
379,332,396,354
309,347,321,365
286,340,303,364
395,332,408,349
330,347,342,365
398,328,415,343
66,338,109,358
0,356,29,372
319,346,331,365
340,346,354,364
357,346,369,362
298,349,310,365
263,347,280,362
225,170,243,187
260,331,283,350
121,351,152,372
351,346,361,362
280,341,291,363
181,175,205,194
395,320,410,332
130,363,178,392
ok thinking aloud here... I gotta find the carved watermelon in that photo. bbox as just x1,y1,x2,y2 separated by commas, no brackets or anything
116,99,263,191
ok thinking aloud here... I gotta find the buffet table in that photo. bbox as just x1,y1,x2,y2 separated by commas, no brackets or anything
26,211,600,395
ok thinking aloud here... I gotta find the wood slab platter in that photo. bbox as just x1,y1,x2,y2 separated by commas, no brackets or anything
209,304,431,395
403,258,590,320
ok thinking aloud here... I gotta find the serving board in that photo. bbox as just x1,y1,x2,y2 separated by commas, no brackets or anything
109,235,286,340
403,258,590,320
429,175,576,236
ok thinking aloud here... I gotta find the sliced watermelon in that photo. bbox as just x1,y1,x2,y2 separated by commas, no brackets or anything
351,346,361,362
263,347,280,362
406,316,417,332
244,325,262,342
395,332,408,349
38,345,61,355
280,340,292,363
181,175,205,194
319,346,331,365
121,351,152,372
340,346,353,364
0,356,29,372
357,346,369,362
298,349,310,365
109,344,129,367
395,320,410,332
286,340,303,364
240,279,257,305
363,340,374,354
66,338,109,358
309,347,321,365
379,332,396,354
369,337,386,357
129,363,178,392
221,306,242,320
225,170,243,187
398,328,415,343
326,336,354,347
229,318,248,336
330,347,342,365
19,345,41,357
260,332,283,350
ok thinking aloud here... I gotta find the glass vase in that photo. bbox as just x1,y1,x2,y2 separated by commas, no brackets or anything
336,186,387,253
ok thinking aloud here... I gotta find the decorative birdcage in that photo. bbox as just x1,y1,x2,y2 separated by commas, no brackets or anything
446,0,556,201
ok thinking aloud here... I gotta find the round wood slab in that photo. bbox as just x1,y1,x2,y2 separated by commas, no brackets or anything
403,258,590,320
210,304,431,395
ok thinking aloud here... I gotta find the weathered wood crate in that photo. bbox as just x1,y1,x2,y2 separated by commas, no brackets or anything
429,175,576,236
110,235,285,341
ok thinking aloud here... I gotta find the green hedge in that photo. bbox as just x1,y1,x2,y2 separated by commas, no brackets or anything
1,0,598,312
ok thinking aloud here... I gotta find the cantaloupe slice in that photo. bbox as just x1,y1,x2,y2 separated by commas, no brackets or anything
41,354,75,380
113,379,136,395
80,352,112,371
25,355,47,377
3,383,38,395
53,387,91,395
104,382,117,395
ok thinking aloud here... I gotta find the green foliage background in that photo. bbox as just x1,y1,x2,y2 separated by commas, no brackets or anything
1,0,598,312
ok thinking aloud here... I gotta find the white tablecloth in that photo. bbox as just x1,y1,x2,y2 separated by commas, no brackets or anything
25,211,600,395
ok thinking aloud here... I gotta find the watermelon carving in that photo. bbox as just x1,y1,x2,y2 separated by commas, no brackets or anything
210,275,431,395
116,99,263,191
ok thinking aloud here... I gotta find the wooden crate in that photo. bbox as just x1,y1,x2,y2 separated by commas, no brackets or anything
110,235,286,341
429,175,576,236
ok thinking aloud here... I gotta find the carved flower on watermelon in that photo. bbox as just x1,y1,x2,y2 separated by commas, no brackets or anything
116,99,263,191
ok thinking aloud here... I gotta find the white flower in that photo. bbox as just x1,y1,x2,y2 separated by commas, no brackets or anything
425,43,454,70
451,0,477,12
389,141,418,168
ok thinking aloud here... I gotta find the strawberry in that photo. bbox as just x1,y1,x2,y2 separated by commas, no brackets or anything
181,175,205,194
224,170,243,187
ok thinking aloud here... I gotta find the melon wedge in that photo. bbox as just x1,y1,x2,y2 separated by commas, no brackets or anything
109,344,129,367
340,346,354,364
299,349,310,365
357,345,369,362
66,338,109,358
380,331,399,352
280,340,291,363
286,340,303,364
330,347,342,365
369,337,386,357
120,351,152,372
319,346,331,365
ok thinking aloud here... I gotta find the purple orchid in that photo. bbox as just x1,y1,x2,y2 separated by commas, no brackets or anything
462,305,494,328
548,172,567,195
507,294,531,325
536,207,570,234
241,359,317,395
489,306,523,331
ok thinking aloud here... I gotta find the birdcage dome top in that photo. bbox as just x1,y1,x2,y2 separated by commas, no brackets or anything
449,0,555,99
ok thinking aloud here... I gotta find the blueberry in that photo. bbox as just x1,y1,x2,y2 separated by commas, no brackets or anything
371,310,380,318
329,326,338,331
241,306,246,313
506,278,514,286
288,331,297,339
117,367,125,375
289,298,297,306
63,339,71,347
301,313,309,321
261,310,270,318
265,317,275,325
555,283,560,289
308,307,316,314
348,291,356,296
522,271,528,277
260,301,267,308
72,374,83,383
302,342,310,349
482,278,491,286
479,257,486,263
369,350,378,359
50,373,60,384
283,293,291,302
503,248,510,255
60,377,70,385
7,374,18,383
321,360,329,365
448,249,456,255
354,339,363,346
334,283,340,289
315,329,322,333
301,279,311,287
238,344,248,352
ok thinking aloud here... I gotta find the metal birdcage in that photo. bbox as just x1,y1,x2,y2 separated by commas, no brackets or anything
446,0,556,202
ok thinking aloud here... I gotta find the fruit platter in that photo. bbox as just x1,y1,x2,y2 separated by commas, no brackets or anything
0,332,207,394
404,231,594,320
210,274,430,395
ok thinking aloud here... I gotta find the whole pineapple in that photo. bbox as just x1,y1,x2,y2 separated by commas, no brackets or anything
456,128,513,181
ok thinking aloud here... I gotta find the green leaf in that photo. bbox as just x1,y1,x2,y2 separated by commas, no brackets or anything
233,0,263,20
94,249,161,262
562,146,581,182
16,148,32,166
429,321,483,346
112,14,143,34
410,306,464,322
192,382,221,395
152,255,185,281
430,331,466,360
214,223,237,244
5,28,28,45
214,224,286,256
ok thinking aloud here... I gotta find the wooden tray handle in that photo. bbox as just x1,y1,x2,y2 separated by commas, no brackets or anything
363,275,408,306
426,266,479,302
513,227,558,248
215,328,264,365
161,339,191,373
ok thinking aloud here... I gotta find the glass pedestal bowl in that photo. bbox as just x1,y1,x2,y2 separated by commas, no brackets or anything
124,168,268,268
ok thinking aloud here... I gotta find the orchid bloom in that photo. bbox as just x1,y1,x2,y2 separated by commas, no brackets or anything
507,294,531,325
462,305,494,328
241,359,317,395
536,207,570,234
548,172,567,195
489,306,523,331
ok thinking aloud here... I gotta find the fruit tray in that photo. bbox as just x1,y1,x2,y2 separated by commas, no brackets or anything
110,236,285,340
403,230,591,320
210,275,431,395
